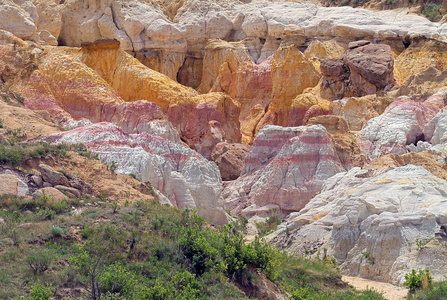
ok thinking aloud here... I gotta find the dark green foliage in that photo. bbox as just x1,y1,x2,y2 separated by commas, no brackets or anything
179,225,223,275
404,269,433,293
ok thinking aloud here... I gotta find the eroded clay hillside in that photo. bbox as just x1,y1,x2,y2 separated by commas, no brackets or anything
2,0,447,293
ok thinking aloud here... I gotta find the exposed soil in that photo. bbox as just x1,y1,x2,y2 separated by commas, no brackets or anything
343,276,408,300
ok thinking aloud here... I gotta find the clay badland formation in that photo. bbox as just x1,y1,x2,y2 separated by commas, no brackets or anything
2,0,447,295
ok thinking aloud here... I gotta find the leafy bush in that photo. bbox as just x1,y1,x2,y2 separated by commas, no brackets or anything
26,282,52,300
99,263,139,296
0,144,25,166
404,269,433,293
139,271,205,300
220,224,280,281
26,249,53,274
179,226,224,275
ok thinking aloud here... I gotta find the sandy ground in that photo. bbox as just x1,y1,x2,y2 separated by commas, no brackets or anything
343,276,408,300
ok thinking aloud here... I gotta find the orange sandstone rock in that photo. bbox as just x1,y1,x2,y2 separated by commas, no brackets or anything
394,39,447,86
198,39,272,144
257,45,321,131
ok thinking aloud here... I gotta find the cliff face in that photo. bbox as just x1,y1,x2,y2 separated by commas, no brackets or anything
3,0,447,287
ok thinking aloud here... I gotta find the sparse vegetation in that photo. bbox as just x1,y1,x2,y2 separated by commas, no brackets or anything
255,215,284,237
422,3,442,22
416,237,434,251
108,160,118,172
361,251,375,265
0,141,93,167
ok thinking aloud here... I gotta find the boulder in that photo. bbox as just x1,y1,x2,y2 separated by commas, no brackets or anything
424,99,447,145
0,0,37,39
33,187,67,203
0,174,28,197
69,177,95,195
211,142,251,181
270,165,447,285
54,185,81,198
358,95,444,159
320,58,347,77
46,122,229,225
344,43,394,89
31,175,43,187
39,164,70,187
320,42,394,100
223,125,345,216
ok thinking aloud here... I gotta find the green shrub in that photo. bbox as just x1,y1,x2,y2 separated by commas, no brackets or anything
26,249,53,274
26,282,52,300
179,226,224,275
50,225,66,238
404,269,433,293
139,271,204,300
99,263,139,296
0,144,25,166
